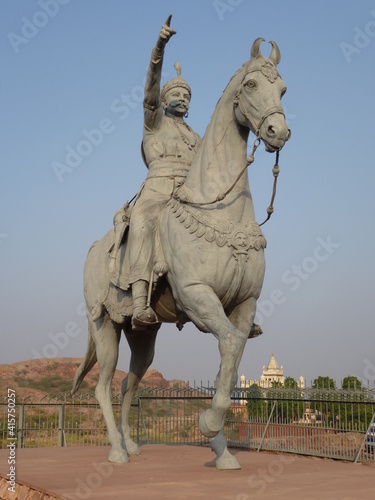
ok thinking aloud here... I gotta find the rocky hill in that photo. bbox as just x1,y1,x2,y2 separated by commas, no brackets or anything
0,358,188,399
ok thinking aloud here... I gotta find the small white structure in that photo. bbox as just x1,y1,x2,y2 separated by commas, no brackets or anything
240,374,257,389
298,375,306,389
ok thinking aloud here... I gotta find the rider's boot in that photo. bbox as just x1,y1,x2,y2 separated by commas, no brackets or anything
131,280,158,331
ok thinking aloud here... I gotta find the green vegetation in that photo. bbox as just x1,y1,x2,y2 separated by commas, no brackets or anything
246,378,304,423
312,376,336,390
246,384,265,420
14,374,91,395
342,375,363,391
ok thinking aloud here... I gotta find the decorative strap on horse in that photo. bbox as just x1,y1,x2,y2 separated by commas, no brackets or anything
167,198,267,252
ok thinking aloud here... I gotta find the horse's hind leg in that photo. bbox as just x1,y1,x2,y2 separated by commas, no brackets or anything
119,324,159,455
91,314,128,463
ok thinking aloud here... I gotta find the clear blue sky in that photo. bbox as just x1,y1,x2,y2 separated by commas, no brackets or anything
1,0,374,387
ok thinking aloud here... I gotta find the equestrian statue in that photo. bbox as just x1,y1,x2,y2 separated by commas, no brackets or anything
72,15,291,470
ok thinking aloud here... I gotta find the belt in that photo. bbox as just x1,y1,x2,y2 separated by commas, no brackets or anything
146,161,190,179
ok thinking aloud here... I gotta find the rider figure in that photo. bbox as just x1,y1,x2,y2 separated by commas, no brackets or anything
128,16,202,330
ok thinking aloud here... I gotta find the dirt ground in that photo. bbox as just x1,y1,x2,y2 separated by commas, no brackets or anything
0,444,374,499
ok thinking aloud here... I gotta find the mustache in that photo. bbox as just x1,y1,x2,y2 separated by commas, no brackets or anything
170,100,187,108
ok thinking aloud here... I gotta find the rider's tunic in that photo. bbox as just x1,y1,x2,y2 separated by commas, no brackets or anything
128,49,201,285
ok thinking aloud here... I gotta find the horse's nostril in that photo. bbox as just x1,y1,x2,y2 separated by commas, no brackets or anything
267,125,276,136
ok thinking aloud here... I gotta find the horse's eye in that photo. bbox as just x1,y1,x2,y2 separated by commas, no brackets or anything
281,87,287,98
245,80,257,89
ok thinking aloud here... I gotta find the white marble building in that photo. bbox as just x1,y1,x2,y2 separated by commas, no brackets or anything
240,353,305,389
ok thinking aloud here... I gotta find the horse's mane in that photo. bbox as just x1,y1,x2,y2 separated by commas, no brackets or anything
178,62,251,204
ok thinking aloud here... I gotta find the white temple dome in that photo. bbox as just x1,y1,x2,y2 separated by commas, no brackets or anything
267,353,279,371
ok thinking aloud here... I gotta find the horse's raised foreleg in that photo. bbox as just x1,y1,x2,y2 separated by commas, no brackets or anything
199,322,248,440
91,315,128,463
210,367,241,470
177,284,250,441
119,325,159,456
209,297,257,469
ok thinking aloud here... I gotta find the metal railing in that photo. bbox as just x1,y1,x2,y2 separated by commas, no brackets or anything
1,386,374,463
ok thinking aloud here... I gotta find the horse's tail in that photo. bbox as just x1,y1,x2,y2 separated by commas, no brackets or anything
71,320,97,395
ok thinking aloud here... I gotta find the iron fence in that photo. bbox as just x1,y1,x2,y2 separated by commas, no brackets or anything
1,386,374,463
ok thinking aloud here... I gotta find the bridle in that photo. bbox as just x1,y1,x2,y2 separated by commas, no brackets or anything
233,69,285,225
238,98,285,143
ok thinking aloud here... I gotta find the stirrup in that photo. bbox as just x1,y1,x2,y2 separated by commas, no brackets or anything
132,306,159,331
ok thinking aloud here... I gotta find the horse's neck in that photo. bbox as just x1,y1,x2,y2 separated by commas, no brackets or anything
180,95,256,223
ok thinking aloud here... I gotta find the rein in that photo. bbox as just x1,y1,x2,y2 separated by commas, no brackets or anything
259,149,280,226
175,135,281,227
178,136,261,207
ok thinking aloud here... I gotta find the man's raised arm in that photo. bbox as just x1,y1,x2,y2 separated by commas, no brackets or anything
143,15,176,127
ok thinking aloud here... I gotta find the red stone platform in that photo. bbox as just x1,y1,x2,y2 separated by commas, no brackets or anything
0,445,374,499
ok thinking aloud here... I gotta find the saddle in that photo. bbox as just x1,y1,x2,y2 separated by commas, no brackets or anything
92,204,134,324
96,203,165,324
108,203,133,290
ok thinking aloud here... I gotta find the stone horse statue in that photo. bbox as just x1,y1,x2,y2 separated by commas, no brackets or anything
72,38,290,470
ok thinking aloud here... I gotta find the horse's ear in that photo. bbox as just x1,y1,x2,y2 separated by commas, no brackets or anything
250,37,265,59
269,41,281,66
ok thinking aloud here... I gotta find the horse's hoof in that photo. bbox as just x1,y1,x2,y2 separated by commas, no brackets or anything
126,440,141,456
216,449,241,470
199,409,222,439
108,448,129,464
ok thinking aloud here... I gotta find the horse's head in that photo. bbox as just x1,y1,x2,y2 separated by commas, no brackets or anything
234,38,291,152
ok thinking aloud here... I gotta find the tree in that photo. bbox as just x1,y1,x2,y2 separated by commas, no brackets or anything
284,376,299,389
247,384,265,421
340,376,367,429
271,380,284,388
271,377,304,422
311,376,337,426
342,375,362,391
312,376,336,390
